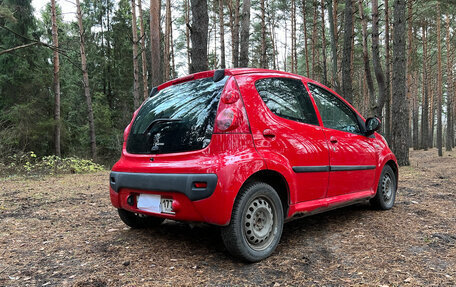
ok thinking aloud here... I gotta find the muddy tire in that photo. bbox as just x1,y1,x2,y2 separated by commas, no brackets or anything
221,182,284,262
370,165,397,210
117,209,164,228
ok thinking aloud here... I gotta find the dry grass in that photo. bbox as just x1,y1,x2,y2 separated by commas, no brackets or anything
1,149,455,286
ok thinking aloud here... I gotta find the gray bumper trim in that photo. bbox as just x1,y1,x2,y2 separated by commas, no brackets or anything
110,172,218,201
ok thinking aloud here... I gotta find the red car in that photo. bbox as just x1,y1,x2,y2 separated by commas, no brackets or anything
110,68,398,262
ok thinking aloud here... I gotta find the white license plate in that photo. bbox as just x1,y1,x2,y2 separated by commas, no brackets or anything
137,194,174,214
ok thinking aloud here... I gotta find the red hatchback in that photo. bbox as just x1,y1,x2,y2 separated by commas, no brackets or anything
110,68,398,262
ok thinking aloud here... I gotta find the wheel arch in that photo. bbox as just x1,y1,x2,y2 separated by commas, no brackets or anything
385,159,399,188
238,169,290,218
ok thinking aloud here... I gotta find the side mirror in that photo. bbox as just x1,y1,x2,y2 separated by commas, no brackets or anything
365,117,381,136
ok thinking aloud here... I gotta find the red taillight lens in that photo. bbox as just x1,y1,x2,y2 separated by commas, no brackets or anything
216,108,240,131
214,77,250,134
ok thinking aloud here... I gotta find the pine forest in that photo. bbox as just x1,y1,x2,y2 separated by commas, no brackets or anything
1,0,455,166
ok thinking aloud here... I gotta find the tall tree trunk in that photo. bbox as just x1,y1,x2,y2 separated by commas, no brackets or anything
421,24,428,150
260,0,266,68
320,0,327,86
311,2,318,78
436,3,443,156
384,0,392,142
138,0,148,100
291,0,296,73
219,0,226,68
150,0,161,86
186,0,191,72
239,0,250,67
412,69,419,150
232,0,240,67
341,0,353,104
327,0,339,91
164,0,171,81
371,0,386,118
406,1,418,150
131,0,140,109
267,0,277,70
358,0,375,114
302,0,310,76
170,14,176,77
51,0,61,157
76,0,97,160
190,0,209,73
446,15,453,151
391,0,409,166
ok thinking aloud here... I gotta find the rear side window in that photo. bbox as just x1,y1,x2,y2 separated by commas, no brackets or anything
127,76,228,154
308,83,361,134
255,77,319,125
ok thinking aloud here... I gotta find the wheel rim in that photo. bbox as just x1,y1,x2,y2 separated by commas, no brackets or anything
381,173,394,203
243,196,277,251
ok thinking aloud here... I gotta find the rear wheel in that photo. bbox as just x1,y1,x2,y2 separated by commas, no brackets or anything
370,165,397,210
117,209,164,228
221,182,284,262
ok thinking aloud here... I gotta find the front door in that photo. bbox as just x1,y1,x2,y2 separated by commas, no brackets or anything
307,83,378,197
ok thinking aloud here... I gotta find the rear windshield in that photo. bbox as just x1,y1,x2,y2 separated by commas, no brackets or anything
127,76,228,154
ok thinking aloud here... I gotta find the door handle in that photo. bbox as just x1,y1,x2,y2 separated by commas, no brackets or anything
330,136,338,144
263,129,276,138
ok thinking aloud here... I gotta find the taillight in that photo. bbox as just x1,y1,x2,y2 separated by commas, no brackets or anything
214,77,250,134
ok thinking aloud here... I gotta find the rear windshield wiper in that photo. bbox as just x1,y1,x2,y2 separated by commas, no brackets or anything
143,118,183,135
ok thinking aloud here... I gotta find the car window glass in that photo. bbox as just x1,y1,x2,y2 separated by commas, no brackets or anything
255,77,319,125
308,83,361,134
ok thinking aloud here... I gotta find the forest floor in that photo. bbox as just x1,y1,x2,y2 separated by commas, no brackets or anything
0,148,455,287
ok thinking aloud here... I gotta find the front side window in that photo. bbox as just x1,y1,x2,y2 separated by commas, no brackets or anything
127,76,228,154
308,83,361,134
255,77,319,125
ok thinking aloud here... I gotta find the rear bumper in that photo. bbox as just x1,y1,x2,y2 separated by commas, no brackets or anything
110,172,218,201
109,171,231,225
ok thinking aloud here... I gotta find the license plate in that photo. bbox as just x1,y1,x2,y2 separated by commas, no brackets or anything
160,198,174,214
137,194,174,214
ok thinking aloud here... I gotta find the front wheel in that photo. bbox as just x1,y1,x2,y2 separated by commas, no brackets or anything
221,182,284,262
370,165,397,210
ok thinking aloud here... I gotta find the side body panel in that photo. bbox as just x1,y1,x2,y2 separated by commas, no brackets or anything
236,73,330,204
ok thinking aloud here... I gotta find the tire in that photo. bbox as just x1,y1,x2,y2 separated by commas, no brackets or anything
117,209,165,229
221,182,284,262
370,165,397,210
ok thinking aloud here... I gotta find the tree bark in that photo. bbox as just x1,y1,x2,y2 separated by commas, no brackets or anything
164,0,171,81
436,3,443,156
190,0,209,73
421,25,429,150
51,0,61,157
232,0,240,67
131,0,140,109
76,0,97,160
341,0,353,104
384,0,391,142
311,2,318,79
186,0,191,72
406,0,418,150
371,0,386,119
302,0,310,76
260,0,266,68
320,0,327,86
239,0,250,67
327,0,339,92
391,0,409,166
219,0,226,69
150,0,161,86
138,0,148,100
446,15,453,151
358,0,375,115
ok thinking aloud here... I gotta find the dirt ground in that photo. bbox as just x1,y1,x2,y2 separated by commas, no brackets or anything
1,148,455,287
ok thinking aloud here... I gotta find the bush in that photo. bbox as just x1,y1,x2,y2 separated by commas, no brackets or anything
0,151,105,177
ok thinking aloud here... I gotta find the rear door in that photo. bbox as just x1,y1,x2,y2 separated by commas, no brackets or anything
237,75,330,204
307,83,377,197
